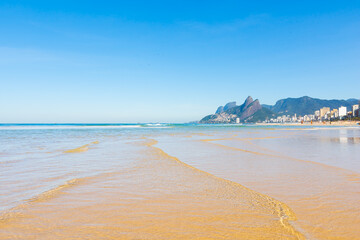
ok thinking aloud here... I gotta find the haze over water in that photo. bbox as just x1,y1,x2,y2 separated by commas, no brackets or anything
1,124,359,239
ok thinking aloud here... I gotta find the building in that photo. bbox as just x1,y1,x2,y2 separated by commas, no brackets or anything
331,109,339,118
314,110,320,120
339,106,347,118
320,107,330,118
236,118,240,124
355,109,360,117
353,105,359,117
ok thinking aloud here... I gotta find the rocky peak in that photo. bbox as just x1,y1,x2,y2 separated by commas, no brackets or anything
223,102,237,111
200,96,264,123
215,106,224,114
243,96,254,109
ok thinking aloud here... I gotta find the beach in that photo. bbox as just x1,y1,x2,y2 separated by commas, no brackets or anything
0,124,359,239
257,121,360,126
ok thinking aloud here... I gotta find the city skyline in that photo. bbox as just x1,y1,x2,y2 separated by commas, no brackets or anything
265,103,360,124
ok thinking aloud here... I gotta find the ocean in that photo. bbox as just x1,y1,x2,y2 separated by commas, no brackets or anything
0,123,359,239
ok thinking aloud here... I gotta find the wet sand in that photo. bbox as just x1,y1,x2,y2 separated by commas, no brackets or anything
1,125,359,239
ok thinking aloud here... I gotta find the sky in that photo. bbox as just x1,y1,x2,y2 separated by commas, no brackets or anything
0,0,359,123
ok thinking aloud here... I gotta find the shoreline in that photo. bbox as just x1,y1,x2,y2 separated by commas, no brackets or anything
256,121,360,126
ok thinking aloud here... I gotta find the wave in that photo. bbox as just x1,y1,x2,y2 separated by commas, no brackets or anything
0,123,173,130
0,177,88,223
63,141,99,153
141,123,173,128
0,124,143,130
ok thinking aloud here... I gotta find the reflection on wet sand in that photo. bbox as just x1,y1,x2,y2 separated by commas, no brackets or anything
330,137,360,144
187,133,360,239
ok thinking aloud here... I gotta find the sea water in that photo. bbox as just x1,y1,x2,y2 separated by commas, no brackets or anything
0,124,359,239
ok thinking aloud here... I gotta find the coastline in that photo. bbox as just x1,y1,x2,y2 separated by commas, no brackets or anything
1,124,360,239
256,121,360,126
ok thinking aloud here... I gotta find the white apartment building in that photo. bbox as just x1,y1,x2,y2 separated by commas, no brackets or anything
339,106,347,118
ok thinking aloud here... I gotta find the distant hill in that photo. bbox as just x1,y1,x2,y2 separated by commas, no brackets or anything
261,104,273,109
263,96,359,116
200,96,264,123
347,98,359,105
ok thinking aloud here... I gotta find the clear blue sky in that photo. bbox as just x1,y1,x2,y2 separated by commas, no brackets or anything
1,1,359,123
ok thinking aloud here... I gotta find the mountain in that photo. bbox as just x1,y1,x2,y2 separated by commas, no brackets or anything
200,96,359,124
200,96,266,123
243,107,275,122
223,102,237,111
215,106,224,114
261,104,272,109
264,96,359,116
347,98,360,105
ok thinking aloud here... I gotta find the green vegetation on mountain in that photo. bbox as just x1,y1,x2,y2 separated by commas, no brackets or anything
244,108,275,123
264,96,358,116
200,114,218,122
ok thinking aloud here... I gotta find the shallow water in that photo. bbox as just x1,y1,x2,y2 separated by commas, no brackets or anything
0,124,359,239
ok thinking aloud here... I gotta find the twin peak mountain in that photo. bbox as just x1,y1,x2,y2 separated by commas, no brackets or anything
200,96,270,123
199,96,359,123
